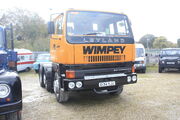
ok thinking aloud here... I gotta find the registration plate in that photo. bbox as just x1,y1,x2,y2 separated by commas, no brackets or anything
99,81,116,87
167,62,175,64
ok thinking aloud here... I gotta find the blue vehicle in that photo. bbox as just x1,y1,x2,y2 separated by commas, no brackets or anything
33,53,50,73
0,25,22,120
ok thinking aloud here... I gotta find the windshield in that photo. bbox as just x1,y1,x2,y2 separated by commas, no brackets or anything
67,11,131,36
162,50,180,56
66,11,133,44
37,54,50,61
0,30,4,48
136,48,145,57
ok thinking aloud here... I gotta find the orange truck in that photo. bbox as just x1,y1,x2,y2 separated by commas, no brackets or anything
39,9,137,103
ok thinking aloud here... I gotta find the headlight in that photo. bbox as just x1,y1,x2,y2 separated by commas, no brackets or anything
140,61,144,64
161,61,165,64
132,76,137,82
127,76,131,82
76,81,82,88
68,82,75,89
177,61,180,64
0,84,11,98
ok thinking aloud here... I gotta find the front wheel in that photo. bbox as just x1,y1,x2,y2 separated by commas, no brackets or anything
159,66,163,73
53,72,69,103
6,111,21,120
35,69,39,73
142,69,146,73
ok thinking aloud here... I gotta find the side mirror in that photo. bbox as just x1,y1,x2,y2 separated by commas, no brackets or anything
145,53,148,57
48,21,55,34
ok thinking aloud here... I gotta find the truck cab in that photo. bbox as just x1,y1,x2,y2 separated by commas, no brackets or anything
40,9,137,103
0,25,22,120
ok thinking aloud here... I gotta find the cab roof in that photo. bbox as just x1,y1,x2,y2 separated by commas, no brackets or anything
66,9,127,16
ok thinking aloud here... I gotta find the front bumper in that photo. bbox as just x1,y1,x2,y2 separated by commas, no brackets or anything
63,73,137,91
134,64,146,70
0,100,22,115
160,63,180,69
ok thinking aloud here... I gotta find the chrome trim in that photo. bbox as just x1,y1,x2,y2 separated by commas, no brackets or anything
84,73,127,80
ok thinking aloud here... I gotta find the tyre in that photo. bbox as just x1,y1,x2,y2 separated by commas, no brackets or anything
25,67,31,72
35,69,39,73
39,67,45,88
159,66,163,73
110,86,123,95
142,69,146,73
6,111,21,120
53,72,69,103
44,71,54,93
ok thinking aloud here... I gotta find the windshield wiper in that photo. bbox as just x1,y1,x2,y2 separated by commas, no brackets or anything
83,32,103,35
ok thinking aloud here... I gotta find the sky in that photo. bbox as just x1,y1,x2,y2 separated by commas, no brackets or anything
1,0,180,43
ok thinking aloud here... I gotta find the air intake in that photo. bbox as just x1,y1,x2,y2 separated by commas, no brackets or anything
84,55,125,62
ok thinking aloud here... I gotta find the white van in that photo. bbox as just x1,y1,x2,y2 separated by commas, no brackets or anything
135,43,146,73
14,49,34,72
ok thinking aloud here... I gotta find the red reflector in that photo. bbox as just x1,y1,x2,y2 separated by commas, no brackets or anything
132,65,135,73
8,61,16,67
66,70,75,79
6,98,11,102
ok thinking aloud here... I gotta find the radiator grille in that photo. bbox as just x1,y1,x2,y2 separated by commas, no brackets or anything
84,55,125,62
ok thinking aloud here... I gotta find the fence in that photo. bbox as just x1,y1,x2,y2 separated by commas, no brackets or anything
146,49,161,66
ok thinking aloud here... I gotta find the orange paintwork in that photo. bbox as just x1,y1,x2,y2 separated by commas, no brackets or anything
50,9,135,65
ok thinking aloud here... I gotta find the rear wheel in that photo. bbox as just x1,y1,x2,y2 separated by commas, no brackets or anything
110,86,123,95
39,67,45,88
6,111,21,120
44,71,54,93
53,72,69,103
25,67,31,72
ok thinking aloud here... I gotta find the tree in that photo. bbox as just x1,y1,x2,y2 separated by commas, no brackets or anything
153,36,176,49
139,34,156,48
177,38,180,48
0,8,49,51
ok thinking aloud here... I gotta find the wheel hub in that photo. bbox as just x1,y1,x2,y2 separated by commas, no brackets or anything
54,79,59,95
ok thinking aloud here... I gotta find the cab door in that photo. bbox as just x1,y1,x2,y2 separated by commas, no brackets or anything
50,15,64,63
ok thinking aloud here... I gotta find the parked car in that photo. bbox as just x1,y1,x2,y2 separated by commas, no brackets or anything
15,49,34,72
33,53,50,73
159,48,180,73
0,25,22,120
134,43,146,73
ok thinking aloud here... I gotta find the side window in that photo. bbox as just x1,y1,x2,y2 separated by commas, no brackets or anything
55,16,64,35
20,56,25,61
109,24,114,34
116,20,129,35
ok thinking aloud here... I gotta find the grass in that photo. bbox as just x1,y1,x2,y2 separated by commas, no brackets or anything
146,65,158,73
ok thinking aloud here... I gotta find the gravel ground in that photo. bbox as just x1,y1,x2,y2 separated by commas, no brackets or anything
1,69,180,120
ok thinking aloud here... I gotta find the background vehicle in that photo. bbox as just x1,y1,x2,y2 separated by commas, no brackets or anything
159,48,180,73
39,9,137,103
135,43,146,73
15,48,34,72
0,25,22,120
33,53,50,73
